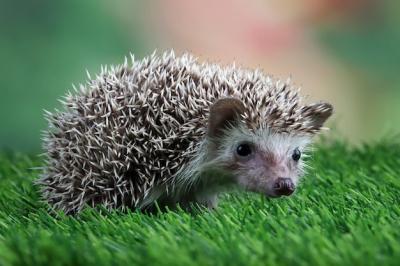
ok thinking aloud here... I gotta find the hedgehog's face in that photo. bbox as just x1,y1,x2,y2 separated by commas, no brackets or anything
220,128,310,197
208,97,333,198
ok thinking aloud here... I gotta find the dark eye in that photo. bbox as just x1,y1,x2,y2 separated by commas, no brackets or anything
236,143,252,157
292,148,301,161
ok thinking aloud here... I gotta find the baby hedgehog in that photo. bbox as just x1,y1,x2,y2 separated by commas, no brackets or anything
38,51,333,214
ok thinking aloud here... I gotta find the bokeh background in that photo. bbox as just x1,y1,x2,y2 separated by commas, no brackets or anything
1,0,399,151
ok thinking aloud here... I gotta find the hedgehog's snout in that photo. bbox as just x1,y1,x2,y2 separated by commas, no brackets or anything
273,177,295,196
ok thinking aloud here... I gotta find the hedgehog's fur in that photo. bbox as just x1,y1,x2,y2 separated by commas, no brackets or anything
38,51,333,214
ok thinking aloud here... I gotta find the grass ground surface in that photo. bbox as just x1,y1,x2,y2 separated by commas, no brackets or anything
0,140,399,266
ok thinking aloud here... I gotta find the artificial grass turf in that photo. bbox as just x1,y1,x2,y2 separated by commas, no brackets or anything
0,141,399,266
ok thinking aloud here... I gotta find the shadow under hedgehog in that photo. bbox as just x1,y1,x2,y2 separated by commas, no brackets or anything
37,51,333,214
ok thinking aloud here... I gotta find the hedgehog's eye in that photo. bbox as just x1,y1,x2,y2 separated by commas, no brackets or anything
236,143,252,157
292,147,301,161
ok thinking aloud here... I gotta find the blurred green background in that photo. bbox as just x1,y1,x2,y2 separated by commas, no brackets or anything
1,0,399,151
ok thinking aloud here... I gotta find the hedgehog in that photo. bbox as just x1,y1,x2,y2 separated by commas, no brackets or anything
37,50,333,214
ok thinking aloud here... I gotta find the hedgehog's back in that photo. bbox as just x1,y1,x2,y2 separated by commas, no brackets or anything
38,53,211,213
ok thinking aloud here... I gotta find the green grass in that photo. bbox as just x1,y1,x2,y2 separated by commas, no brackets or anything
0,141,400,266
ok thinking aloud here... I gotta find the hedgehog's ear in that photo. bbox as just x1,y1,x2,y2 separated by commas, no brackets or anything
208,98,246,138
303,102,334,130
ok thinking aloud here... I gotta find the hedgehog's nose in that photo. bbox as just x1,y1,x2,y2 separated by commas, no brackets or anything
273,178,295,196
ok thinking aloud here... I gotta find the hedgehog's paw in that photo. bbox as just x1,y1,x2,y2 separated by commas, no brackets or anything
196,193,219,210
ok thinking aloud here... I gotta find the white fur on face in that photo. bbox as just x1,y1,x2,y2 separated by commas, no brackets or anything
215,125,312,196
